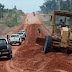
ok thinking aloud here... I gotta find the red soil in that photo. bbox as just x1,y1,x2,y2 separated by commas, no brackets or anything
11,13,72,72
0,13,72,72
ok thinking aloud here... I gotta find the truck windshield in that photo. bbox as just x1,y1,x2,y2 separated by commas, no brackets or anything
0,39,6,44
17,33,23,35
11,35,19,37
21,31,25,32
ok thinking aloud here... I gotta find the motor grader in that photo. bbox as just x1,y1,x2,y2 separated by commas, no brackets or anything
43,10,72,54
43,10,72,53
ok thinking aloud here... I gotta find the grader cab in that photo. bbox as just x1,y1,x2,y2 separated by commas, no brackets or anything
44,10,72,54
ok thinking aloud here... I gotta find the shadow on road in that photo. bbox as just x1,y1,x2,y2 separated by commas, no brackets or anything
0,58,9,61
12,45,20,46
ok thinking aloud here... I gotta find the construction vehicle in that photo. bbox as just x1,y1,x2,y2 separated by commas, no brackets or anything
36,10,72,54
43,10,72,54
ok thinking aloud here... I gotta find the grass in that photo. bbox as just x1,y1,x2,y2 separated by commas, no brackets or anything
11,17,20,26
43,20,52,26
0,8,24,28
0,17,20,27
0,21,5,24
5,18,20,27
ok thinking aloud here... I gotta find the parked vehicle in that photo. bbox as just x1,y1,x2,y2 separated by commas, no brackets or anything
33,12,35,16
17,32,25,40
0,38,12,59
9,34,22,45
20,30,26,37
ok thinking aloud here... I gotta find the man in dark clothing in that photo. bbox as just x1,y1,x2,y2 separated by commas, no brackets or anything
33,12,35,16
59,19,64,27
7,33,9,40
38,28,40,34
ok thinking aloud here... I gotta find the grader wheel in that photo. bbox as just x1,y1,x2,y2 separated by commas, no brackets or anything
43,36,52,54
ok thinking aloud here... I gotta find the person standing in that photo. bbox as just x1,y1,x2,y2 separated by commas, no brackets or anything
38,28,40,34
7,33,9,40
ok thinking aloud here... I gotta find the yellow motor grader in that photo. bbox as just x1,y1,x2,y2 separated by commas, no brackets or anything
43,10,72,54
37,10,72,53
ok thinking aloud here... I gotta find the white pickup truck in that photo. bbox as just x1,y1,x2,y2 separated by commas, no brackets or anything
17,32,25,40
20,30,26,38
9,34,22,45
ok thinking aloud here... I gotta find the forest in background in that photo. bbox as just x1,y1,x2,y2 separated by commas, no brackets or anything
39,0,72,14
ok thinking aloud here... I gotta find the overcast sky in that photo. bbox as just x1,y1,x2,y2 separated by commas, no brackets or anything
0,0,44,13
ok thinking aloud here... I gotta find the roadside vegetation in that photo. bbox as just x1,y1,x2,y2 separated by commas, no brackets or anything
0,3,24,27
43,20,52,26
39,0,72,14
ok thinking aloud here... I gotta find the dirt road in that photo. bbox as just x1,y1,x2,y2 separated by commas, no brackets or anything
0,13,72,72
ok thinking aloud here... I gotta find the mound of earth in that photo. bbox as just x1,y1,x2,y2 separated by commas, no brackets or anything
10,13,52,72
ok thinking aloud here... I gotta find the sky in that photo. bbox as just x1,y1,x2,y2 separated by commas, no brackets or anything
0,0,44,13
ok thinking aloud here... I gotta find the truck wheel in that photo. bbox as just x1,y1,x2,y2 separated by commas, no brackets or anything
19,42,21,45
25,34,26,37
44,36,52,54
10,43,12,46
8,52,12,59
23,38,25,40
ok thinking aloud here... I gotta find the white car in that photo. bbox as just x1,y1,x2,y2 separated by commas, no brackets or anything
9,34,22,45
17,32,25,40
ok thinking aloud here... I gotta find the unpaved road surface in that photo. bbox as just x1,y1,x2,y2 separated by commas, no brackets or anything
0,13,72,72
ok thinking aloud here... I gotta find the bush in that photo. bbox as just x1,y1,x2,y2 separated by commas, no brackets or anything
43,20,52,26
5,20,15,27
5,17,20,27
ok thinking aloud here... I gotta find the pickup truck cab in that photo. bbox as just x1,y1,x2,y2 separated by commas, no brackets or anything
9,34,22,45
0,38,12,59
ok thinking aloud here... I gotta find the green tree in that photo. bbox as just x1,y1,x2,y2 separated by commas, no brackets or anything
40,0,58,13
0,3,4,18
40,5,47,13
40,0,72,13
